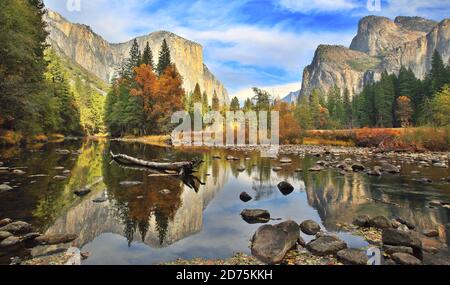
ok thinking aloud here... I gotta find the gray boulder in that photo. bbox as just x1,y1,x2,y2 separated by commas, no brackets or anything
353,215,370,227
382,228,422,259
383,245,414,255
306,235,347,256
31,244,71,258
382,228,422,249
241,209,270,224
369,216,392,229
351,163,365,172
0,231,13,241
309,166,324,172
0,221,32,235
395,217,415,230
35,233,78,245
239,192,252,202
382,163,400,174
300,220,321,235
277,181,294,196
337,249,369,265
392,253,422,265
251,220,300,264
0,236,22,250
0,218,12,227
0,184,13,192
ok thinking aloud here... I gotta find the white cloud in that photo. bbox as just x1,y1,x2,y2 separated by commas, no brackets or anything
231,82,302,103
174,25,355,85
278,0,361,13
379,0,450,19
42,0,353,92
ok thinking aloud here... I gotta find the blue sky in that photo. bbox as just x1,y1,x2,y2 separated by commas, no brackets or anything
44,0,450,101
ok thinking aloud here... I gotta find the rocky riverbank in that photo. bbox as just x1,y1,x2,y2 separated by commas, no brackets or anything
0,218,84,265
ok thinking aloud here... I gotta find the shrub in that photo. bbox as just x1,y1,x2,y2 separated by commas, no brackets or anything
354,128,401,148
399,127,450,152
0,130,23,146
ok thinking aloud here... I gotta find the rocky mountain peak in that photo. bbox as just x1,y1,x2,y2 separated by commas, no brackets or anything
44,10,229,104
394,16,438,33
350,15,426,56
301,15,448,99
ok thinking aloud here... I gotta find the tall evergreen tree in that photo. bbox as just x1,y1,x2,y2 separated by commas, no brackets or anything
192,83,202,103
295,95,313,130
251,88,272,111
309,89,323,129
343,88,352,128
374,71,396,127
429,50,447,94
157,39,171,76
202,91,209,114
0,0,49,134
126,39,141,78
212,91,220,111
243,98,253,112
230,97,240,111
141,42,154,70
395,66,420,125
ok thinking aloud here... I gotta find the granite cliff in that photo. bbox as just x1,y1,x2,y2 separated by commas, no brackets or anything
44,10,229,104
300,16,449,99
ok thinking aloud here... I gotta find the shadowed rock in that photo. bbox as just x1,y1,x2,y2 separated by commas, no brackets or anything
392,253,422,265
277,181,294,196
337,249,369,265
239,192,252,202
300,220,321,235
306,235,347,256
0,221,32,235
241,209,270,224
251,220,300,264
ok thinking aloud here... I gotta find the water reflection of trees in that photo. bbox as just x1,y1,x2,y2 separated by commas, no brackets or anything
102,146,187,246
301,170,449,235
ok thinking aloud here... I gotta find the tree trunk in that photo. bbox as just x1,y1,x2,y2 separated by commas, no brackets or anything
110,151,202,175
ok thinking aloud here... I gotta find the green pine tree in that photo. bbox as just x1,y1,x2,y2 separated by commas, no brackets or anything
202,91,209,114
374,71,396,127
243,98,253,112
141,42,154,70
125,39,141,78
343,88,352,128
429,50,447,94
212,91,220,111
230,97,240,111
157,39,171,76
295,95,313,130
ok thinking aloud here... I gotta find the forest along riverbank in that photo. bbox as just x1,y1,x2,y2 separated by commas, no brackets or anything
0,142,449,265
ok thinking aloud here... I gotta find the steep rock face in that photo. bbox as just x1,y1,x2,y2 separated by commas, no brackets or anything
380,19,450,79
394,16,438,33
350,16,425,56
300,45,380,98
44,10,115,84
44,10,229,104
301,16,449,99
282,90,300,104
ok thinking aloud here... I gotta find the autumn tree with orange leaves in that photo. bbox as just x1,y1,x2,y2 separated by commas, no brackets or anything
131,64,185,134
395,96,413,128
273,101,302,144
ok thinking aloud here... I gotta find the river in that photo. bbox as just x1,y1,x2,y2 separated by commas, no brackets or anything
0,140,449,264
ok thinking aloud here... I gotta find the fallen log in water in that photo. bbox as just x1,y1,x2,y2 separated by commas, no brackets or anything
110,151,202,175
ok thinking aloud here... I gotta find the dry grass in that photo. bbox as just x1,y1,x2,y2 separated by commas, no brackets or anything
305,127,450,151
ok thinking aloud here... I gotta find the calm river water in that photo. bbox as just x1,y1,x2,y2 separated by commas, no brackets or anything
0,140,449,264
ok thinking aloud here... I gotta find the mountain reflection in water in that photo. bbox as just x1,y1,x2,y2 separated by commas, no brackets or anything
0,140,449,264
